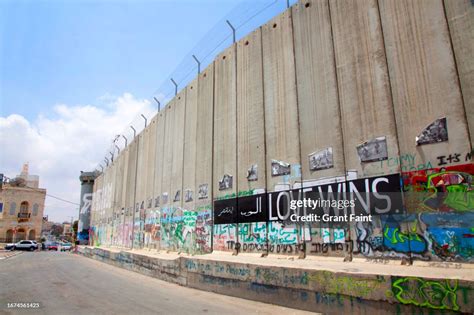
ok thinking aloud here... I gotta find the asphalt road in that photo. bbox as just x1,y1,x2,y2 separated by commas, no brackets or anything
0,252,314,315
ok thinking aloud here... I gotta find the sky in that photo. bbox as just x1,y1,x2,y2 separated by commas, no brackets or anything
0,0,287,223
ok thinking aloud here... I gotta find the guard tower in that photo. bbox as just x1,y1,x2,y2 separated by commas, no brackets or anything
78,171,98,245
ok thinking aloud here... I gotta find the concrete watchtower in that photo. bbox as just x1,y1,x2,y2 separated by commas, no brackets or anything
78,171,98,245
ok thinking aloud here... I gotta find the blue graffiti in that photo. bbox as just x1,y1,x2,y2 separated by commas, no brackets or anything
421,213,474,260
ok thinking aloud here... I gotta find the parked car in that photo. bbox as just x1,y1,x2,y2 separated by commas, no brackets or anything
47,242,59,251
61,242,72,251
5,240,38,251
4,243,16,250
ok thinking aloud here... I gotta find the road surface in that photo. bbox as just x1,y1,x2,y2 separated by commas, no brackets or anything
0,251,315,315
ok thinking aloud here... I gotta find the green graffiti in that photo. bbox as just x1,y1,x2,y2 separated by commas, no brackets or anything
215,189,255,200
425,171,473,211
392,277,459,311
383,223,424,245
305,271,384,297
173,222,184,243
183,211,197,228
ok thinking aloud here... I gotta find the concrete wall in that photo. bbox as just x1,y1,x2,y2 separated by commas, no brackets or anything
151,111,167,251
262,10,301,191
444,0,473,148
90,0,473,264
79,246,474,313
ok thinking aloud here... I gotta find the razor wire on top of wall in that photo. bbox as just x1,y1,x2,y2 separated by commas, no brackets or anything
94,0,296,173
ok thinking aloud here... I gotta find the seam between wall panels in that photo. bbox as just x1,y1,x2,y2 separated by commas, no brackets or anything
375,0,408,261
259,26,270,256
441,0,472,149
289,2,304,253
211,62,216,252
233,43,239,248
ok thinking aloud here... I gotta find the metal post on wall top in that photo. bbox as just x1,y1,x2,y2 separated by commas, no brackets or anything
192,55,201,74
226,20,236,43
170,78,178,96
153,97,161,112
140,114,147,128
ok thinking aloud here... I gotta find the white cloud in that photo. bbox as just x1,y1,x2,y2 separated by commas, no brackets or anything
0,93,155,223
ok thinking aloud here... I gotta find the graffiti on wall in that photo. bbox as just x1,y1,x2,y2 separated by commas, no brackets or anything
421,212,474,261
89,156,473,262
144,209,161,248
160,206,185,251
402,163,473,213
213,223,236,251
390,277,459,311
195,205,212,253
159,204,213,254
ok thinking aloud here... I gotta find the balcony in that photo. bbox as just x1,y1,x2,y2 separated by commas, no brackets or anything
18,212,31,222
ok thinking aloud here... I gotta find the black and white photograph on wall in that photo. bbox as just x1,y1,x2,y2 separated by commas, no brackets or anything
173,190,181,202
154,196,160,207
247,164,258,181
271,159,291,176
184,189,193,203
356,137,388,163
161,192,169,204
309,147,334,171
219,174,233,190
416,117,448,145
198,184,208,199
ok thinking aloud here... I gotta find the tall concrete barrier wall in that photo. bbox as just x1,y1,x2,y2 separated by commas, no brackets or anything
143,116,157,249
90,0,473,271
444,0,473,148
235,29,268,255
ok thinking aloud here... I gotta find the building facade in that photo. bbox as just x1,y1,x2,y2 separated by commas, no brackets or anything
0,164,46,242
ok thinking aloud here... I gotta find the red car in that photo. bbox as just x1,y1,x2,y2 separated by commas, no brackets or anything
47,243,59,251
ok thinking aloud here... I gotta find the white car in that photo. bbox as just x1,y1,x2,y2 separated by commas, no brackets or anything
5,240,38,251
60,242,73,251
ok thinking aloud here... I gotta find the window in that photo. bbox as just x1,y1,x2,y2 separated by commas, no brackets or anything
20,241,30,244
0,202,3,213
9,202,16,215
20,201,29,213
32,204,39,216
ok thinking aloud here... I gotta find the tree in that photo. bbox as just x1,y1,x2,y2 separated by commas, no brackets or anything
50,224,64,238
73,220,78,241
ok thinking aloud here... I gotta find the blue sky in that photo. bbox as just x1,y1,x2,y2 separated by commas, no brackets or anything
0,0,250,120
0,0,288,223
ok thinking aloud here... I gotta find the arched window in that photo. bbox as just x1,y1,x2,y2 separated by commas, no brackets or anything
9,202,16,215
20,201,29,213
32,204,39,216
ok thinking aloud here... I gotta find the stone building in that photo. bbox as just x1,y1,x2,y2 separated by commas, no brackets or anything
0,163,46,242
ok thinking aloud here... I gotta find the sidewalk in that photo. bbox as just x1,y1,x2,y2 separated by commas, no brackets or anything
126,247,474,281
77,246,474,313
